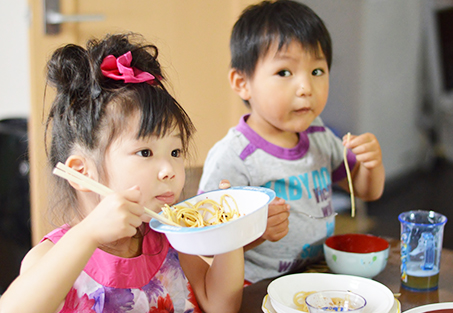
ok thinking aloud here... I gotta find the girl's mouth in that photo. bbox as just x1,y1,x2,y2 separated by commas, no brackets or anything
155,192,176,204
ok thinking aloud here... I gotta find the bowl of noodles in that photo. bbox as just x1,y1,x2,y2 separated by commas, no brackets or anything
149,186,275,255
267,273,394,313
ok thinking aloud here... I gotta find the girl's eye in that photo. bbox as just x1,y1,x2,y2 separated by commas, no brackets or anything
137,149,152,157
171,149,182,158
312,68,325,76
277,70,291,77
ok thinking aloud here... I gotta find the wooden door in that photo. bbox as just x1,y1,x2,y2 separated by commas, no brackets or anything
28,0,252,245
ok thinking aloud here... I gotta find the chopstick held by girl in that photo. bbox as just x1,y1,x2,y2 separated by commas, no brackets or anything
0,33,243,313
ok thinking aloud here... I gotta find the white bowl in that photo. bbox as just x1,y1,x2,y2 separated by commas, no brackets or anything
267,273,394,313
403,302,453,313
323,234,390,278
149,186,275,255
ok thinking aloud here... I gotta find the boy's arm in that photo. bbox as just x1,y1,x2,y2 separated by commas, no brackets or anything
337,132,385,201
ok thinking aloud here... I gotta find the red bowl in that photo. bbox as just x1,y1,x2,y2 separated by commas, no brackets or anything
325,233,389,253
323,234,390,277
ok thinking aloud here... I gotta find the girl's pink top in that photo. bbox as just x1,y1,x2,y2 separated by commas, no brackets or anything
42,226,201,313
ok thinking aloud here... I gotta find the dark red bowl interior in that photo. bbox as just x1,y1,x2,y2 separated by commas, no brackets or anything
325,233,389,253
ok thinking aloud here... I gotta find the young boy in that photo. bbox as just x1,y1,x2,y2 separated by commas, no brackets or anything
198,0,385,284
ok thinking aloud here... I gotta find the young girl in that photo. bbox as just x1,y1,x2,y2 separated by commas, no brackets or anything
0,33,243,313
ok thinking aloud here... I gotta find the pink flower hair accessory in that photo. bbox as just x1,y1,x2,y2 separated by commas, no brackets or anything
100,51,157,85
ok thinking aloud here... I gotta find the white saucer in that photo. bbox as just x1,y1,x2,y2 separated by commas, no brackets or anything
403,302,453,313
262,294,401,313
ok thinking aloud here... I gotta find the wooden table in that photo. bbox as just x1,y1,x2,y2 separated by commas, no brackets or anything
239,238,453,312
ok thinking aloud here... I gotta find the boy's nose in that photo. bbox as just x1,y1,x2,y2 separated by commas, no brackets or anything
296,77,313,96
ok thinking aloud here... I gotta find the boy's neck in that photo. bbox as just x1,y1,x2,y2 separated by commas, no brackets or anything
246,114,299,148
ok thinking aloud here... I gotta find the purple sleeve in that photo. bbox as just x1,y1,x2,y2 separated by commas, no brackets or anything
331,150,357,183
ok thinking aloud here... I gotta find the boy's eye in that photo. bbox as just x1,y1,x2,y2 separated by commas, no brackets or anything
312,68,325,76
277,70,291,77
137,149,152,157
171,149,182,158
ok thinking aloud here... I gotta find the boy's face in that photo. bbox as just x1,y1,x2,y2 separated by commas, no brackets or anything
103,114,186,213
235,41,329,136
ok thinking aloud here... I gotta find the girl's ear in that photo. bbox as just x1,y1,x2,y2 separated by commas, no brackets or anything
229,68,251,101
65,155,96,192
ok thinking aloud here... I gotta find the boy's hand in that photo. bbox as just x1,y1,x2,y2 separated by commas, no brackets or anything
262,197,290,242
219,181,290,250
343,133,382,170
218,179,231,189
342,132,385,201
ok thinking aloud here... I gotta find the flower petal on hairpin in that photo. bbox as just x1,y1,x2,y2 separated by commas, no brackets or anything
100,51,156,84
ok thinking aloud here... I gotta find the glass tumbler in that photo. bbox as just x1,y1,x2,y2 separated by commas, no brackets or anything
399,210,447,291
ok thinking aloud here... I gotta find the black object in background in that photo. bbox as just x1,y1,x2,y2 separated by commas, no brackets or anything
0,118,31,294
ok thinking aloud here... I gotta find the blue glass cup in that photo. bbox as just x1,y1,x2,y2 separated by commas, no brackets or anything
399,210,447,291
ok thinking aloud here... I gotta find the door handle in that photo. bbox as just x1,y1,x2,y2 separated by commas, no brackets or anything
44,0,105,35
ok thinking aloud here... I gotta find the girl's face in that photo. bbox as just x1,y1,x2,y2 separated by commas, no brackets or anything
243,40,329,137
103,116,186,213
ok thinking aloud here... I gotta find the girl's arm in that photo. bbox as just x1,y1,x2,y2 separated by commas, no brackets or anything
0,226,99,313
0,189,145,313
179,249,244,313
178,179,244,313
337,132,385,201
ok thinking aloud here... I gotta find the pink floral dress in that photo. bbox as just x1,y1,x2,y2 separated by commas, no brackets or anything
42,226,201,313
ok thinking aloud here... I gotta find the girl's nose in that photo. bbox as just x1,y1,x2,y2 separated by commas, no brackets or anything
158,162,176,181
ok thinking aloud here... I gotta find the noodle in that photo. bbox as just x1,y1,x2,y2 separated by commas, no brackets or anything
293,291,316,312
293,291,351,312
162,194,241,227
343,132,355,217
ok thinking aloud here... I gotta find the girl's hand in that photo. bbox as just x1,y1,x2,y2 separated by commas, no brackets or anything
78,186,145,246
343,133,383,170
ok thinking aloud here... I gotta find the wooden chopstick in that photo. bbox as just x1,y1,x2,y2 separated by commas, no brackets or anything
53,162,181,227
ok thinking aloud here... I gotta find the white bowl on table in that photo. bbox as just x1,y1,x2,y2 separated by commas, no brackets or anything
267,273,394,313
150,186,275,255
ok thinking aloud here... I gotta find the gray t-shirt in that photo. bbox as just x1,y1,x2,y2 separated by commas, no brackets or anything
199,114,356,283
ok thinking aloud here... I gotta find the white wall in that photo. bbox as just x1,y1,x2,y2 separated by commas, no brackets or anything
1,0,430,180
0,0,30,119
301,0,426,180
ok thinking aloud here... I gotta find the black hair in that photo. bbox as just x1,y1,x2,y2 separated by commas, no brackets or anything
44,33,195,225
230,0,332,78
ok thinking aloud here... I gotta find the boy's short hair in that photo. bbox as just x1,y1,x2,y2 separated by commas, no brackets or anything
230,0,332,77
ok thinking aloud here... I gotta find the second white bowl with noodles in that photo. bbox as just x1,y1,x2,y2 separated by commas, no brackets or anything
149,186,275,255
267,273,394,313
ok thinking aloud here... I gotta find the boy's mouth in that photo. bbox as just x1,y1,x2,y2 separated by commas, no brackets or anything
294,107,312,114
